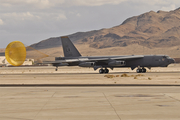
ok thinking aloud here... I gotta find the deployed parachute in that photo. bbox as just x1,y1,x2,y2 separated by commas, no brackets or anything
5,41,26,66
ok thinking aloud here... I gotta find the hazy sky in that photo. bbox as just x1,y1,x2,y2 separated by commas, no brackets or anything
0,0,180,48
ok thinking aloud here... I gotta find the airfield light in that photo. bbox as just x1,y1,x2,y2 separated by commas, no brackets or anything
5,41,26,66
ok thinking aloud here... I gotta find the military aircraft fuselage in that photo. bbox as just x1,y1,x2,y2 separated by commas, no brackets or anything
47,36,175,74
55,55,174,70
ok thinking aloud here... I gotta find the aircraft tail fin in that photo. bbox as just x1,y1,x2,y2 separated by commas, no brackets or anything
61,36,81,57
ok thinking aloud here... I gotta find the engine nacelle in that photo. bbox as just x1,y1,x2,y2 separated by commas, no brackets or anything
108,61,126,66
79,62,95,67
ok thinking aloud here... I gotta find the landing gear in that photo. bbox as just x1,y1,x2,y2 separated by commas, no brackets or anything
55,66,58,71
136,67,146,73
104,69,109,73
142,68,146,73
136,68,142,73
99,69,104,74
99,68,109,74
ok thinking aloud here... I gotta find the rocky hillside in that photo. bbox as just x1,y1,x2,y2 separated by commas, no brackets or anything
30,8,180,50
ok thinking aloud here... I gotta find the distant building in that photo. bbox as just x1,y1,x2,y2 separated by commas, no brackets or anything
23,59,34,65
0,56,34,66
0,56,7,66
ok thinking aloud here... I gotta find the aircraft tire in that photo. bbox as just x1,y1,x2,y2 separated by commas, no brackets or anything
136,69,142,73
99,69,104,74
136,69,139,73
142,68,146,73
104,69,109,74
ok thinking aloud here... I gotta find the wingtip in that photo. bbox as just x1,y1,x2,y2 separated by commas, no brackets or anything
61,36,69,38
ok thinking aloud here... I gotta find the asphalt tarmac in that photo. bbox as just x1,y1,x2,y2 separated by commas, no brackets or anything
0,65,180,85
0,87,180,120
0,65,180,120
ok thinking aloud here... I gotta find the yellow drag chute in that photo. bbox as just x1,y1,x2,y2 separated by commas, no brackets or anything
5,41,26,66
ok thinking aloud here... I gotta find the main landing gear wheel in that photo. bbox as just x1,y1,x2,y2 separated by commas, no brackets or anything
99,68,109,74
136,69,142,73
136,68,146,73
104,69,109,73
142,68,146,73
99,69,104,74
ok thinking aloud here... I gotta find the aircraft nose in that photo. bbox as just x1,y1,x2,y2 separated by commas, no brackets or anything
169,58,175,64
172,58,175,63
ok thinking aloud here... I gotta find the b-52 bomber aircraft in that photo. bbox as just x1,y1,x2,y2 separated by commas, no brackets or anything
45,36,175,74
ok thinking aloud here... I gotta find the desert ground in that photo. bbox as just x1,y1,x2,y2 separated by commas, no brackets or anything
0,64,180,85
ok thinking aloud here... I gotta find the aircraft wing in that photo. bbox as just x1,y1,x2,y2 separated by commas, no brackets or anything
84,55,144,62
42,55,144,65
42,58,108,64
42,61,66,64
110,55,144,60
42,61,69,66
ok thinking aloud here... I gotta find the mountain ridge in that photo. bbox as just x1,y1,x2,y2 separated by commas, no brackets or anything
30,8,180,50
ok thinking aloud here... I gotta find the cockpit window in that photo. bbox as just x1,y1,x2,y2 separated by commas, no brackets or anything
165,56,171,59
166,56,171,59
163,56,167,59
162,56,167,61
163,56,171,60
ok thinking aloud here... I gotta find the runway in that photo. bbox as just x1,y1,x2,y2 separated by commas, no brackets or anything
0,84,180,87
0,86,180,120
1,65,180,85
0,65,180,119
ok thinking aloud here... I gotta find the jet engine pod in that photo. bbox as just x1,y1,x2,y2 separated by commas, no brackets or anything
108,60,126,66
5,41,26,66
79,62,95,67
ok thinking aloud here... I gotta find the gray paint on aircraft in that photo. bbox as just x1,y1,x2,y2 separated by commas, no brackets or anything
44,36,175,74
